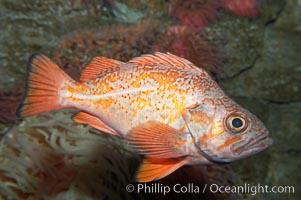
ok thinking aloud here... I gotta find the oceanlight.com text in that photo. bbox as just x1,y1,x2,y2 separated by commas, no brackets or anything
209,183,295,196
126,183,295,196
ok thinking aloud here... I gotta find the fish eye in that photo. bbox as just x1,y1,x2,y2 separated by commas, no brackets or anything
232,118,243,128
225,113,249,134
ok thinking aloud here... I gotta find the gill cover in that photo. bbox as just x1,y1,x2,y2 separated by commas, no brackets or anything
181,104,227,162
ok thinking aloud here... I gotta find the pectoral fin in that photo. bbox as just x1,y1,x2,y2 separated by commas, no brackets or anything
127,121,188,158
136,157,187,182
73,112,120,136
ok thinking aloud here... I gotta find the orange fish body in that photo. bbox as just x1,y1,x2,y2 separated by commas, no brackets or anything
17,52,272,182
70,59,199,135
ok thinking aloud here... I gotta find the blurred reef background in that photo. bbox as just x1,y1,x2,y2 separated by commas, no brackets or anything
0,0,300,199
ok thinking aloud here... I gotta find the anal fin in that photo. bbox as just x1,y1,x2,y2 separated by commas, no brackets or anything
136,157,187,182
73,111,120,136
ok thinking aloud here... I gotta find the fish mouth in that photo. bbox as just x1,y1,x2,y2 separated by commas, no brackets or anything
247,135,273,154
231,132,273,155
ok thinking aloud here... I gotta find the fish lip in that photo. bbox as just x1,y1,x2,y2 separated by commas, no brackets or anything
231,131,273,155
198,135,273,164
248,135,273,151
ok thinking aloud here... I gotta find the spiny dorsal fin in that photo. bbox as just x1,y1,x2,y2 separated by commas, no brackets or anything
73,111,120,136
127,121,188,158
128,52,203,73
136,157,187,182
80,57,123,82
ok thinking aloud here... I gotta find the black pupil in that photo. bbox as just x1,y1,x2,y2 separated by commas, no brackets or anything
232,118,243,128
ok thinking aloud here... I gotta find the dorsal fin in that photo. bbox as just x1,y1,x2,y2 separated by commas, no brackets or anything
80,57,123,82
128,52,203,73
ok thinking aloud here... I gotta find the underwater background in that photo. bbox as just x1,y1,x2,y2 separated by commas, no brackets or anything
0,0,300,199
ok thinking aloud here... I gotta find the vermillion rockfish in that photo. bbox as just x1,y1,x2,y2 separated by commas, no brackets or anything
17,52,273,182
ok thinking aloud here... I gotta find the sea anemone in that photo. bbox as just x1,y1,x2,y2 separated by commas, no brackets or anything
153,26,223,80
0,111,140,199
222,0,262,16
168,0,223,29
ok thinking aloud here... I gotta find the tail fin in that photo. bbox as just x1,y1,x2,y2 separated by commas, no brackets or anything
16,53,73,118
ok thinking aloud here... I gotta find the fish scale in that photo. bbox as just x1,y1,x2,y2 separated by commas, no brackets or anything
67,63,203,135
